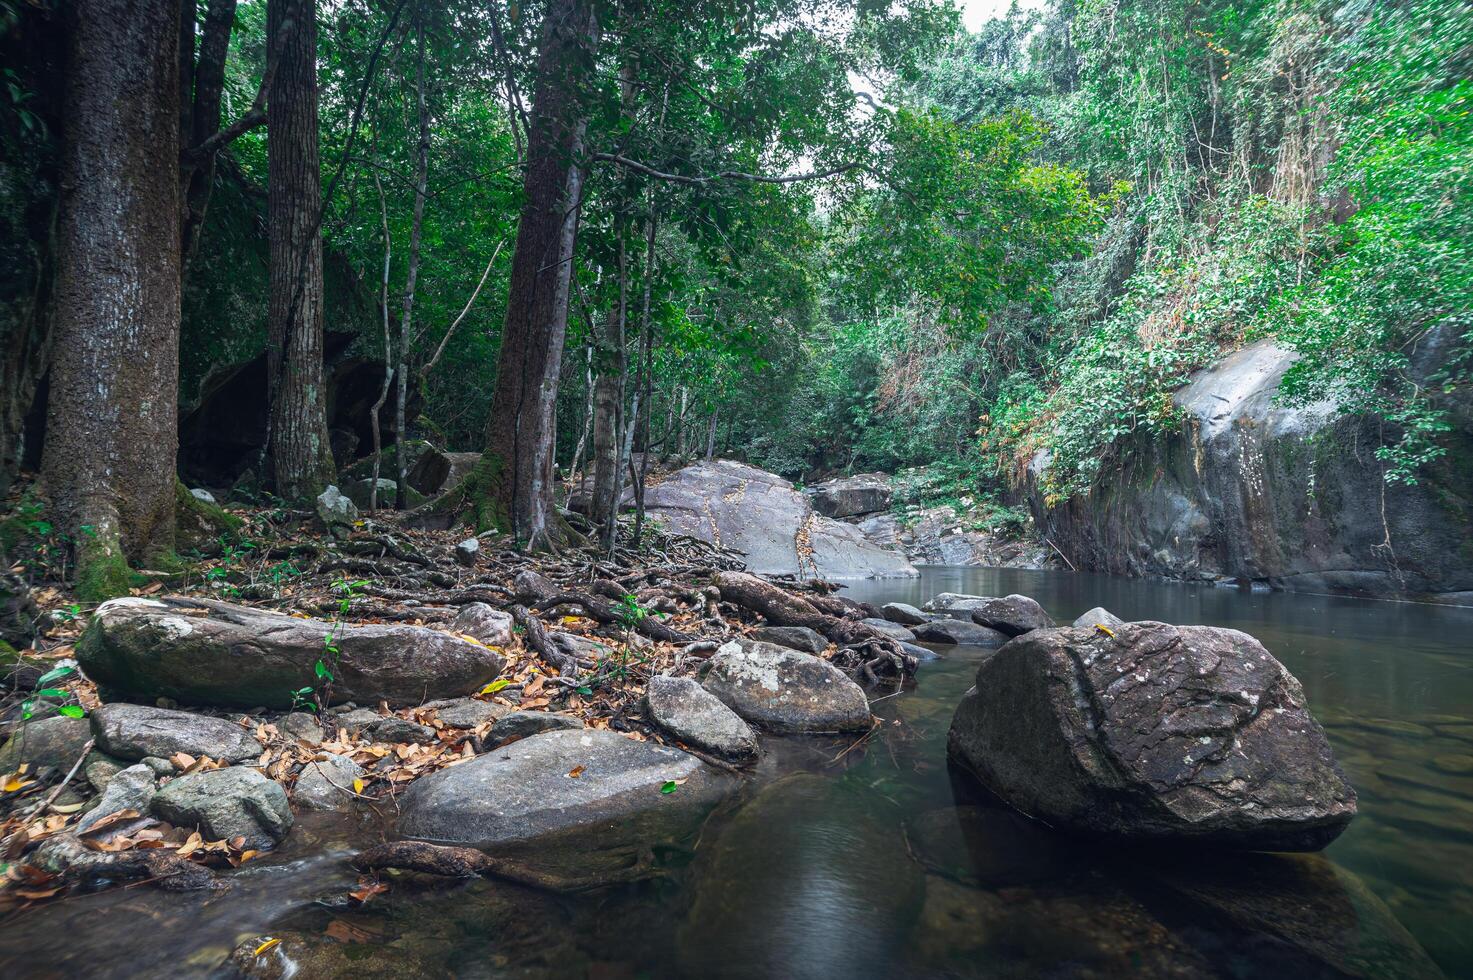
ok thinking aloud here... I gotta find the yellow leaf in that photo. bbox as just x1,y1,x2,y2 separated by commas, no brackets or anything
352,778,365,794
254,938,281,956
1094,624,1115,637
2,777,34,793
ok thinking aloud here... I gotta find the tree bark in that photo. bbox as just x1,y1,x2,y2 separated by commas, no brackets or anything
179,0,238,269
42,0,181,597
395,12,430,510
369,170,393,512
473,0,599,548
266,0,335,502
591,229,628,548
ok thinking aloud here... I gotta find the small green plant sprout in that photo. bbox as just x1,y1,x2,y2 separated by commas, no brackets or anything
297,577,369,714
22,665,86,720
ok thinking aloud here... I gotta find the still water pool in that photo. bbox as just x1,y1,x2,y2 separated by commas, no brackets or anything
3,567,1470,978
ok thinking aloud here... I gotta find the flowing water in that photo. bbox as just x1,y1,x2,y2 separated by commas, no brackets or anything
3,567,1472,978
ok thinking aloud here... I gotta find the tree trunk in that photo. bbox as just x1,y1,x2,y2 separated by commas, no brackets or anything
631,200,657,545
395,12,430,510
591,229,628,548
266,0,335,502
368,171,392,513
179,0,238,269
42,0,181,598
704,410,718,460
473,0,598,548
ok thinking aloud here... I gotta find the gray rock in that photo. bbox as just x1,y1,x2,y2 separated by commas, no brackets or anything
881,602,928,626
807,472,892,519
1073,606,1125,630
341,477,398,510
488,711,582,745
189,488,217,505
151,766,292,848
406,446,482,496
398,729,730,888
859,617,917,642
858,505,1049,569
331,707,383,731
701,640,871,734
78,596,506,710
750,625,827,655
970,594,1054,636
277,711,323,746
140,756,176,777
83,752,131,793
642,460,917,580
77,764,156,834
360,716,437,745
293,753,364,810
922,592,992,613
912,619,1009,646
646,675,759,761
454,537,480,567
91,703,261,763
0,715,91,773
314,484,358,531
450,602,514,647
948,622,1357,850
900,641,941,663
421,697,510,729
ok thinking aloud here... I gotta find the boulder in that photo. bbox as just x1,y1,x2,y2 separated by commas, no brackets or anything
293,753,365,810
858,505,1050,568
807,472,892,518
749,625,827,655
341,477,398,510
406,445,482,496
360,716,437,745
449,602,514,647
646,675,759,761
641,460,917,580
76,764,156,835
277,711,324,746
900,640,941,663
84,752,131,793
188,488,216,505
922,592,991,613
78,596,506,709
421,697,509,729
151,766,292,848
700,640,871,734
970,594,1054,636
912,619,1009,646
487,711,582,745
948,622,1357,850
0,715,91,772
859,617,916,642
91,703,261,763
1073,606,1125,630
453,537,480,566
331,707,383,732
881,601,928,626
314,484,357,532
397,729,731,888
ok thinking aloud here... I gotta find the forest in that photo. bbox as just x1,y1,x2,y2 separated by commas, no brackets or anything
0,0,1470,976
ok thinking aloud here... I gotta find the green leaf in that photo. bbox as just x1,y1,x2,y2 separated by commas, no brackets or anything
660,781,677,795
479,678,511,695
576,686,593,696
35,688,67,698
58,705,85,719
34,666,75,687
314,661,333,681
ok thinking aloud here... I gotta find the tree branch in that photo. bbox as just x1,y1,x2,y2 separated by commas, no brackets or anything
419,238,506,377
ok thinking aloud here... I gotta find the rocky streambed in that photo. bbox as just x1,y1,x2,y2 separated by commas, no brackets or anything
2,562,1471,977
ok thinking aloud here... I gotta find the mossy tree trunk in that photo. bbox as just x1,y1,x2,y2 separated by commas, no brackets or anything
476,0,599,548
266,0,336,502
41,0,182,599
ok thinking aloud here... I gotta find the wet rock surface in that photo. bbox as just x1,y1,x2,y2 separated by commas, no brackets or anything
642,460,917,579
645,675,759,761
151,766,292,848
948,622,1357,849
76,764,156,834
92,703,262,763
701,640,872,733
78,596,506,710
881,601,928,625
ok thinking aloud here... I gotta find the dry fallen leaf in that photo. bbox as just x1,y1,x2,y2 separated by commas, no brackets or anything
253,937,281,956
567,765,586,778
347,877,389,905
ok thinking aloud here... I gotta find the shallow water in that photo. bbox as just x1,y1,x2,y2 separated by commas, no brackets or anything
3,567,1471,978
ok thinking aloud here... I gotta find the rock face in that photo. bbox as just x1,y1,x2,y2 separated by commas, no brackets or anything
78,596,506,709
421,697,508,729
641,461,917,580
1030,338,1473,601
91,704,261,763
807,472,892,519
701,640,872,734
646,675,759,761
922,592,991,613
859,617,917,642
970,594,1054,637
948,622,1357,850
856,506,1050,568
151,767,292,847
397,729,730,888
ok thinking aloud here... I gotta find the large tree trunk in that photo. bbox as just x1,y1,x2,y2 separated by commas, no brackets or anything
590,230,628,548
42,0,181,598
396,13,430,511
472,0,598,548
178,0,238,269
266,0,335,502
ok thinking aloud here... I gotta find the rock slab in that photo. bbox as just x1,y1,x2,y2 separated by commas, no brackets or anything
807,472,892,519
91,703,261,763
701,640,871,734
151,766,292,848
948,622,1357,850
78,596,506,710
646,675,759,761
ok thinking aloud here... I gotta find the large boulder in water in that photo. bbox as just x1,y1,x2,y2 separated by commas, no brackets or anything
948,621,1356,850
700,640,872,733
77,597,506,710
642,460,916,579
807,472,892,518
397,729,733,889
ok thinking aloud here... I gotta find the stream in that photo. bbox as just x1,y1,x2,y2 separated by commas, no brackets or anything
3,567,1471,978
